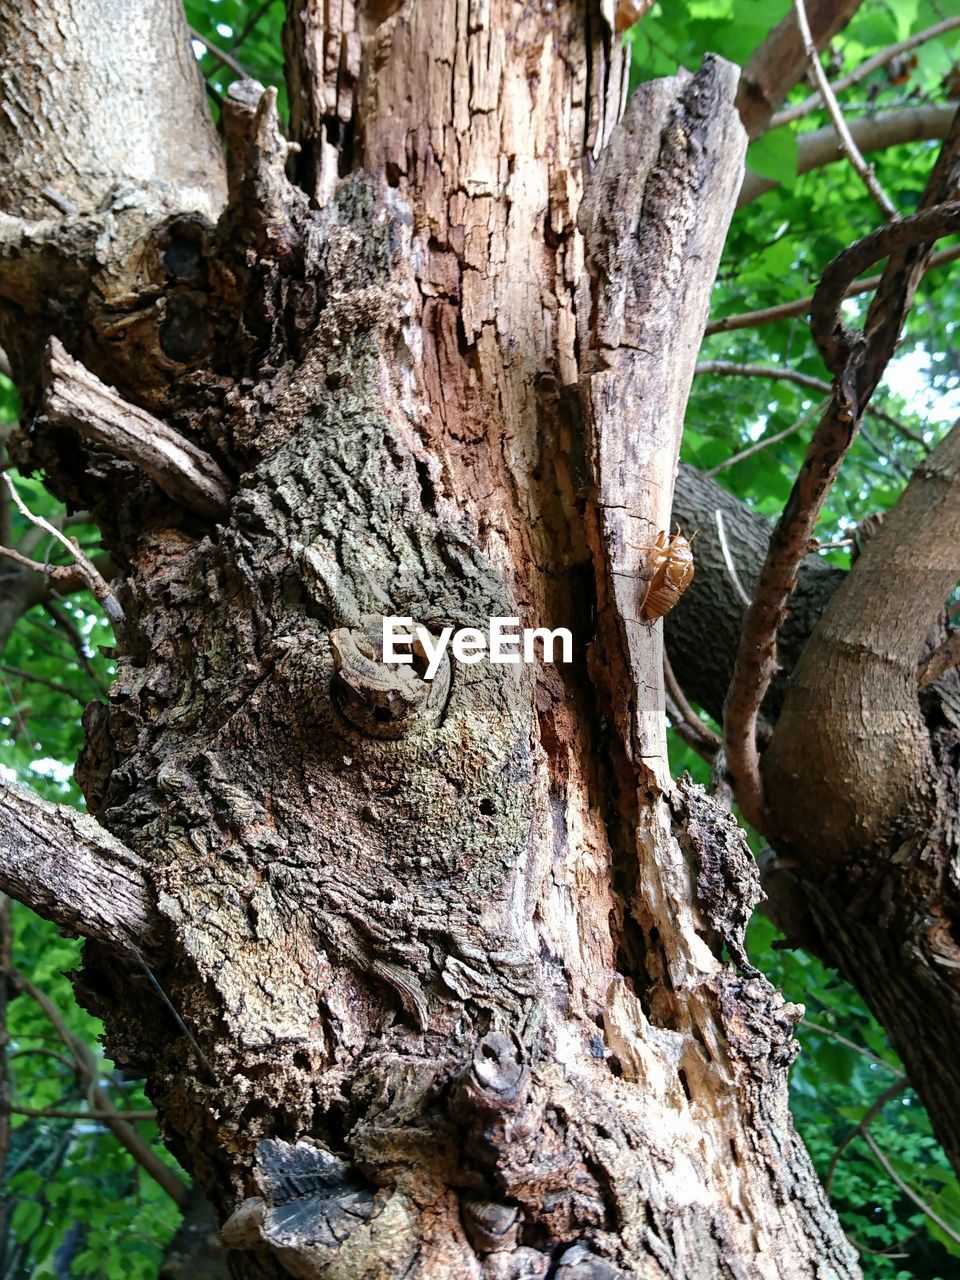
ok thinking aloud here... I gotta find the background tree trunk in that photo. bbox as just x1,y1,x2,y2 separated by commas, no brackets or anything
0,3,863,1277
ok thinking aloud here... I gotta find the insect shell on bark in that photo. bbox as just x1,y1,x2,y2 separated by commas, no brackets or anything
636,529,695,623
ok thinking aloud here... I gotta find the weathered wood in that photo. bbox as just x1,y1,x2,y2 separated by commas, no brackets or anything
43,338,231,519
0,778,155,949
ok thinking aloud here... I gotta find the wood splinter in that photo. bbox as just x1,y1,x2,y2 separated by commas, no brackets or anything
42,337,230,519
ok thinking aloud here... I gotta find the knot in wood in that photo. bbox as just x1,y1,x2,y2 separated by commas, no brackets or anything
329,614,449,739
555,1243,626,1279
462,1198,520,1255
463,1031,529,1113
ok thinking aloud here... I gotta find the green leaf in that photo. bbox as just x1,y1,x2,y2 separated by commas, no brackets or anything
746,128,799,191
11,1199,44,1241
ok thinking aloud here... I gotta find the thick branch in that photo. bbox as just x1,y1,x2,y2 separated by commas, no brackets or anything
736,0,865,139
0,0,225,220
724,202,960,828
0,779,155,950
738,104,957,207
762,421,960,864
43,339,231,520
812,206,960,374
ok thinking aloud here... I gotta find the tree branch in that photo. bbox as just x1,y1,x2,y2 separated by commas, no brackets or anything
811,204,960,375
664,651,720,760
704,243,960,335
772,16,960,130
0,0,224,221
919,627,960,687
862,1131,960,1248
4,1103,157,1122
0,778,156,951
792,0,898,220
694,360,927,445
43,339,231,520
2,474,123,624
703,406,822,478
738,104,957,207
11,972,185,1205
762,419,960,862
825,1077,909,1193
189,27,255,81
724,203,960,830
736,0,865,138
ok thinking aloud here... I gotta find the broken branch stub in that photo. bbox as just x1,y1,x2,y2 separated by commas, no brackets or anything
42,338,231,519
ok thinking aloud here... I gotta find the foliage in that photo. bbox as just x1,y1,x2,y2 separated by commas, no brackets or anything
184,0,286,116
645,1,960,1272
3,0,960,1276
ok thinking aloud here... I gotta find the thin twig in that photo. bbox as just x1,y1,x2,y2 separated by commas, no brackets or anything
826,1076,908,1193
11,972,185,1204
772,16,960,129
859,419,913,481
696,360,830,398
665,693,718,763
39,186,77,217
810,538,854,552
664,651,721,756
229,0,273,50
0,664,89,705
0,542,58,577
3,1104,156,1122
802,1019,902,1074
705,405,822,477
3,475,123,625
715,510,753,608
189,26,255,80
862,1130,960,1247
121,931,220,1087
793,0,898,220
695,361,929,451
704,245,960,335
43,600,107,688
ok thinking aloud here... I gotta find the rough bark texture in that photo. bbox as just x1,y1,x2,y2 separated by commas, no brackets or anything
0,0,224,220
0,777,155,948
0,4,862,1279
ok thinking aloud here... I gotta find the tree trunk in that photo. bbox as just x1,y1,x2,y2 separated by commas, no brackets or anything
0,3,861,1277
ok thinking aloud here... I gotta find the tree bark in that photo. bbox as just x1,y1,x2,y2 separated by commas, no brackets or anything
0,3,862,1278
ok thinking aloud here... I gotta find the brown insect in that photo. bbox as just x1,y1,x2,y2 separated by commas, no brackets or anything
634,527,695,623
